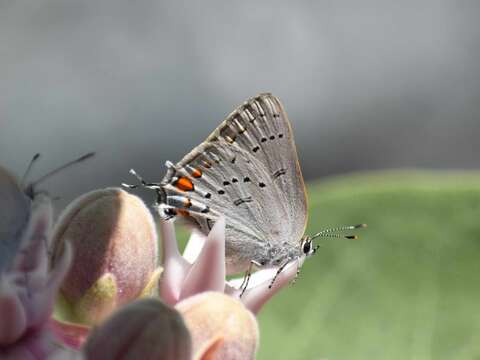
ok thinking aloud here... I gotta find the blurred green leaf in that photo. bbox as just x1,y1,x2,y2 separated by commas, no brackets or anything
256,171,480,360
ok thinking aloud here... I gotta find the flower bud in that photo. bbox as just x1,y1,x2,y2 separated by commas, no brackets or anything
176,292,259,360
83,298,191,360
51,188,160,325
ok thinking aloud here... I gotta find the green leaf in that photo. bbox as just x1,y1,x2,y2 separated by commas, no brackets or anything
257,171,480,360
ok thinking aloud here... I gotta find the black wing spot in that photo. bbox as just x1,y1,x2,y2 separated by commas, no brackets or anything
269,135,275,140
259,182,266,188
201,206,210,214
232,177,238,183
261,137,267,143
234,196,253,206
243,177,251,183
205,193,211,199
223,181,230,186
252,146,260,153
218,189,225,195
278,134,284,138
230,156,236,164
273,169,287,178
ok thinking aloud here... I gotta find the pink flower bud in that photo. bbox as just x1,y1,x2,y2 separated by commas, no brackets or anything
83,298,192,360
176,292,259,360
50,188,160,325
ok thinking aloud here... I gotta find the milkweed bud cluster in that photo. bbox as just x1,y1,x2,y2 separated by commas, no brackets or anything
1,163,266,360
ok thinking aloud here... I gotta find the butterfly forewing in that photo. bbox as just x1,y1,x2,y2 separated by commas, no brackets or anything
160,93,308,274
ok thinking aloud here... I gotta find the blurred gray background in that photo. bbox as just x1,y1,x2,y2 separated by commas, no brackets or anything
1,1,479,207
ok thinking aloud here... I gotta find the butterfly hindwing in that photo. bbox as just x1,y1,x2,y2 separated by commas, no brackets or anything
160,93,308,273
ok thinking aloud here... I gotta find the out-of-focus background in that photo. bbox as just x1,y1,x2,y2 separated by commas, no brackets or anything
2,2,480,359
1,1,479,206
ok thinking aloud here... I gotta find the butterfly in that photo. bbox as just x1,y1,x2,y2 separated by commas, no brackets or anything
125,93,364,291
0,152,94,272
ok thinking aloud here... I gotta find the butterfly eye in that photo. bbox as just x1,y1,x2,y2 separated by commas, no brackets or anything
302,240,312,255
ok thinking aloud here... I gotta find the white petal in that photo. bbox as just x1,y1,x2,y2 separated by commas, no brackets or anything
182,229,206,263
240,257,305,314
158,220,191,305
179,217,226,299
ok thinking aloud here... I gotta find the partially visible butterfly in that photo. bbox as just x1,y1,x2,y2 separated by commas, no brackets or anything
0,152,94,271
125,93,365,291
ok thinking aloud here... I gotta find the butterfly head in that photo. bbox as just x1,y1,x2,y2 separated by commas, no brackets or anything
302,223,367,256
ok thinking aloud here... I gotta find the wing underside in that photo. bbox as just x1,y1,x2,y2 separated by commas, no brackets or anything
160,93,308,273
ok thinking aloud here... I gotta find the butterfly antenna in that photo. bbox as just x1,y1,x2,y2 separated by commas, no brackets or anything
122,169,161,191
310,223,367,241
21,153,41,186
29,152,96,188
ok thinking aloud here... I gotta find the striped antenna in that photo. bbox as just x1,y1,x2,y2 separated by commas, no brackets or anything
21,152,95,199
30,152,95,187
310,223,367,240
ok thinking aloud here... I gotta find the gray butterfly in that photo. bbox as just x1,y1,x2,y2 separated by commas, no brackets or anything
0,152,94,272
126,93,364,290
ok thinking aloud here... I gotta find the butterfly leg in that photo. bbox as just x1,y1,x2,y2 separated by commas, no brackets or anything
289,263,301,286
239,260,261,298
290,260,304,285
268,261,290,289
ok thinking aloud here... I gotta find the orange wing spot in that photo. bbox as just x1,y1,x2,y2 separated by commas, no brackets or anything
191,168,202,178
183,197,192,208
177,209,190,217
174,177,194,191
